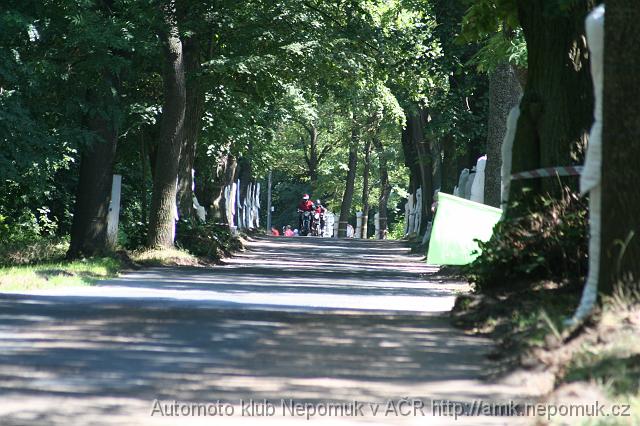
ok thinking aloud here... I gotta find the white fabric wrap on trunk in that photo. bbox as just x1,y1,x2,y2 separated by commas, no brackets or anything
457,169,469,199
571,4,604,324
470,155,487,204
500,104,520,210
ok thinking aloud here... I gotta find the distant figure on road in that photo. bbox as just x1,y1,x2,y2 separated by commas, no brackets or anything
271,227,280,236
284,226,294,237
315,199,327,235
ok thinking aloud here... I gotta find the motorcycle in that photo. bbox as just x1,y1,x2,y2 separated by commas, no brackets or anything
298,209,312,236
311,211,322,236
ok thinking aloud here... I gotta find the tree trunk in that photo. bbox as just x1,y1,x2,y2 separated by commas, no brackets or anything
67,1,120,258
361,137,372,239
509,0,594,211
441,133,459,194
372,127,390,239
177,36,205,221
139,131,149,224
67,115,118,258
600,1,640,293
409,108,434,230
401,108,433,235
338,126,359,237
431,137,442,192
484,62,523,207
401,119,421,195
147,9,186,248
198,153,238,224
304,124,319,190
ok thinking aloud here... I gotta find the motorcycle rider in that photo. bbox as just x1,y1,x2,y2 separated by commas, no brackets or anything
297,194,315,233
315,199,327,235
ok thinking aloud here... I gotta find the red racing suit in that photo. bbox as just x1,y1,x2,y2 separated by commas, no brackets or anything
297,200,315,212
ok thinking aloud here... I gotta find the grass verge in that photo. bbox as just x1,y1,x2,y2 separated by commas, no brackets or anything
0,257,123,291
559,288,640,425
0,226,245,291
0,246,209,292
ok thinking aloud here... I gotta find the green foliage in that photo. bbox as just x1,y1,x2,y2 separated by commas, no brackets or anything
387,221,406,240
119,219,148,251
466,29,527,73
460,0,519,42
460,0,526,73
466,188,588,292
1,0,146,252
0,0,490,259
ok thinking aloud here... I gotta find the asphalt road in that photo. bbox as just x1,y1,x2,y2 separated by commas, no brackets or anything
0,237,536,425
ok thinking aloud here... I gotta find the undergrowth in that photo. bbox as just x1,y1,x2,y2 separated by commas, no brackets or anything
466,187,588,293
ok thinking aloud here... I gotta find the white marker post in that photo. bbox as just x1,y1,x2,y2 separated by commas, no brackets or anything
106,174,122,251
374,213,380,239
355,212,363,239
266,171,272,232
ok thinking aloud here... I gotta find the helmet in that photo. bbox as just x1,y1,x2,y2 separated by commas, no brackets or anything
302,194,309,200
316,200,322,205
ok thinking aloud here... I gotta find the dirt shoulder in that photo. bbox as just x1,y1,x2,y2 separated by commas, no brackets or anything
452,284,640,425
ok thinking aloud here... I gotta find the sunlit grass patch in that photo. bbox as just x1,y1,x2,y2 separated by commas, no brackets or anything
561,285,640,426
564,287,640,392
0,257,123,291
131,247,202,267
0,247,207,292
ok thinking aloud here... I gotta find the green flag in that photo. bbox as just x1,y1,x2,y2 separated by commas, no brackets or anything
426,192,502,265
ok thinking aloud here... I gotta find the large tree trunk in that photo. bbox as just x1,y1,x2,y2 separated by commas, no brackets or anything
67,114,118,258
484,62,523,207
338,126,359,238
177,36,205,221
509,0,594,211
600,1,640,293
147,9,186,248
361,138,372,238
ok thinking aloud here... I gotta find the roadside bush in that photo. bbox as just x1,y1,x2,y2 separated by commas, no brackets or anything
387,221,405,240
0,211,68,266
119,220,148,250
176,219,242,260
466,187,588,292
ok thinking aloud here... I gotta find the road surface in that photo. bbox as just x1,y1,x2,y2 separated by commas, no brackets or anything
0,237,537,425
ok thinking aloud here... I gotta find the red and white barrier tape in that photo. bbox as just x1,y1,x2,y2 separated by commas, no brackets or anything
511,166,583,180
